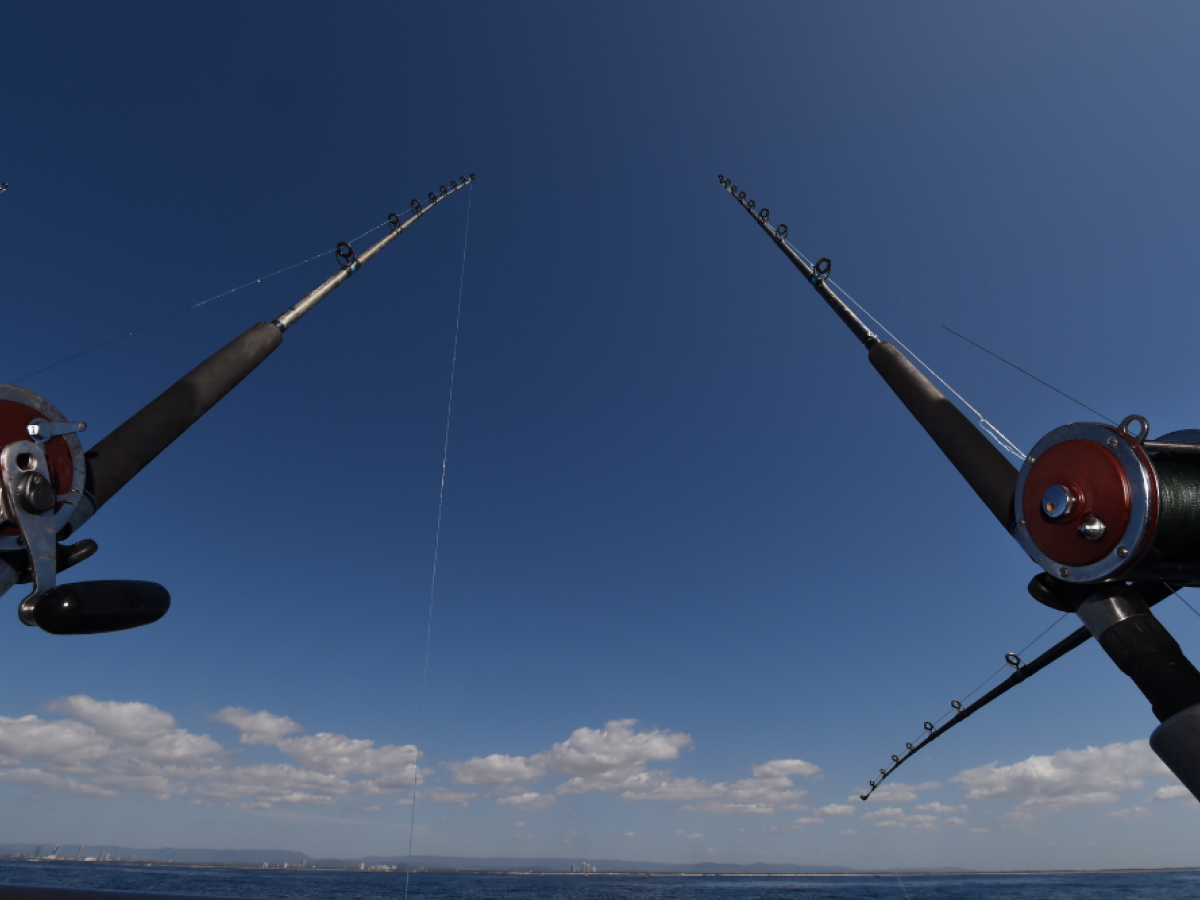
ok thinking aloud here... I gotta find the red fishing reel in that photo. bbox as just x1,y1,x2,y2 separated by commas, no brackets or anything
0,384,169,634
0,384,88,548
1015,416,1200,585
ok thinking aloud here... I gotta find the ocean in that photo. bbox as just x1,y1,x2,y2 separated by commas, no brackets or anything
1,861,1197,900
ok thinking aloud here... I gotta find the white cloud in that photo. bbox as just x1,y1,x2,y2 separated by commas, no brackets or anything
190,762,346,806
815,803,856,817
853,781,940,803
0,767,118,798
363,805,381,812
0,697,435,811
48,697,177,744
839,829,859,835
92,774,179,801
278,733,418,777
790,817,823,827
445,720,691,792
861,806,939,830
0,699,221,779
945,817,966,826
862,806,904,820
441,722,821,816
211,708,302,746
952,741,1169,802
751,759,821,779
418,787,477,807
915,802,966,815
1,701,831,822
1018,791,1119,812
616,770,812,815
536,720,691,776
687,833,704,840
0,714,115,774
497,792,556,811
445,754,545,785
1151,785,1193,803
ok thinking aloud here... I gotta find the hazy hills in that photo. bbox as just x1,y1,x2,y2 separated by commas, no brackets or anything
0,846,880,874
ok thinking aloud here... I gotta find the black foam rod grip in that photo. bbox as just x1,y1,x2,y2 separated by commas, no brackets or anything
32,580,170,635
86,321,283,509
869,341,1018,530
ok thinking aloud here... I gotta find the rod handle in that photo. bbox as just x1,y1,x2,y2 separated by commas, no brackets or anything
869,341,1018,530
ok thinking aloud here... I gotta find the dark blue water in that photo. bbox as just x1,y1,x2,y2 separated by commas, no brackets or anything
1,860,1196,899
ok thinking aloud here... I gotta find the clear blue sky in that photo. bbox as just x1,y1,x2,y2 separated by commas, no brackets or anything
1,1,1197,871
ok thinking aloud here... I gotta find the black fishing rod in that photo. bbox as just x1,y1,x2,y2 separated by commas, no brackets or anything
717,174,1200,802
0,175,474,635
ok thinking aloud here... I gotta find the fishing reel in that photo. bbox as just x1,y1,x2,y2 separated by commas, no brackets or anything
1015,416,1200,588
0,384,168,634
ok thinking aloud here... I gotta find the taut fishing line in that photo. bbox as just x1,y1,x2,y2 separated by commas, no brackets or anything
783,234,1115,425
781,234,1200,756
9,219,396,384
404,182,473,900
915,612,1069,740
782,239,1027,461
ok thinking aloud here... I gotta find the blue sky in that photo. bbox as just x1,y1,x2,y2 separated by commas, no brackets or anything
1,1,1198,872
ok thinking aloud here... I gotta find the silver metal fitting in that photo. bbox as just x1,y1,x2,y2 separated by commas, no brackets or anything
1079,514,1107,541
1076,587,1150,639
26,418,86,443
1042,484,1076,519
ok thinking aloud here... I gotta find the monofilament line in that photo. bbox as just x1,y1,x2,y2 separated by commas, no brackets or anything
782,233,1114,425
404,182,472,900
783,238,1028,461
10,218,394,385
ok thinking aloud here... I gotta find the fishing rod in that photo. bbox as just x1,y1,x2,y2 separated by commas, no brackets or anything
717,174,1200,803
0,175,474,635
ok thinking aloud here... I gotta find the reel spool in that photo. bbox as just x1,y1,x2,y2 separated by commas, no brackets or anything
1015,419,1200,585
0,383,87,546
0,383,170,634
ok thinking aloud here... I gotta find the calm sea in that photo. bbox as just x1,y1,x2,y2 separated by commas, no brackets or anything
0,861,1196,900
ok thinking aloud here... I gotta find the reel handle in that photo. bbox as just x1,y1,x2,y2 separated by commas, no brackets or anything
24,580,169,634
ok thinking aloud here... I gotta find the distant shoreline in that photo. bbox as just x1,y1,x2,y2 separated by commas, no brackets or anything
3,858,1198,878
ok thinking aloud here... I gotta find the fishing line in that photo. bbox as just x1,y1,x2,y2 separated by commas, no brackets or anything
926,614,1070,734
857,611,1077,801
783,239,1027,461
783,235,1115,425
913,613,1070,742
1168,586,1200,622
404,182,473,900
833,276,1027,461
8,218,396,384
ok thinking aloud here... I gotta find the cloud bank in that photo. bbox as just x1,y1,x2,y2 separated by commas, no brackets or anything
0,697,1189,834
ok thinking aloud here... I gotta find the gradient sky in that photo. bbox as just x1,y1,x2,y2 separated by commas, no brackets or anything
1,1,1198,872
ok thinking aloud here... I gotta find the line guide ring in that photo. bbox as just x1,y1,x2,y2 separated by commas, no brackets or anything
1119,414,1150,445
335,242,358,271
